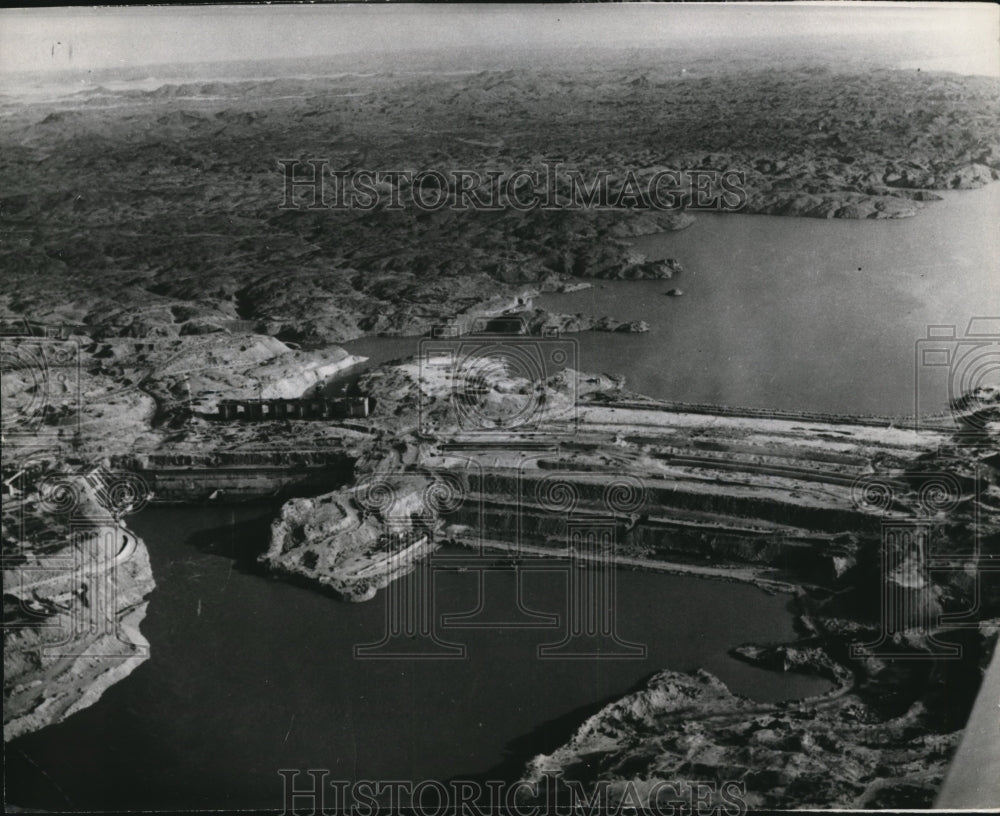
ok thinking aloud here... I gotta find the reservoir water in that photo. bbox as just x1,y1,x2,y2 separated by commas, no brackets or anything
9,190,996,810
335,185,999,416
8,505,828,811
539,185,1000,416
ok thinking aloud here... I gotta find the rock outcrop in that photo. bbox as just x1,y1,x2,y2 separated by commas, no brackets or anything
520,667,965,810
3,474,155,741
262,476,443,602
5,63,996,345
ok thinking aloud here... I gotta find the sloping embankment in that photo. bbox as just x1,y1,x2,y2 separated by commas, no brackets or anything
3,476,155,741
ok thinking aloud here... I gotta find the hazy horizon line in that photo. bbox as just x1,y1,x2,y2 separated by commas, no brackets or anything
2,3,997,78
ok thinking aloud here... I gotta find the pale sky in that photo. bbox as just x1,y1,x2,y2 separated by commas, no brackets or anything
1,3,998,77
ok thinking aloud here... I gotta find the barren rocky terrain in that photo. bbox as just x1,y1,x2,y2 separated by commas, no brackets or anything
3,54,998,347
3,472,154,741
3,48,1000,808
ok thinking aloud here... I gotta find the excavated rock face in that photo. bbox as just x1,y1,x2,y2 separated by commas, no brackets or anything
0,332,378,466
512,421,999,810
256,354,998,808
3,52,997,801
135,334,366,413
262,473,446,602
3,475,155,741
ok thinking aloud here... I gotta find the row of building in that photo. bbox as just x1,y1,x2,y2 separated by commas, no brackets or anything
215,397,371,421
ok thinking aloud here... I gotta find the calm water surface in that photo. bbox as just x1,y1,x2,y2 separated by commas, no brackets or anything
11,192,994,810
9,505,827,811
338,186,998,415
539,185,1000,415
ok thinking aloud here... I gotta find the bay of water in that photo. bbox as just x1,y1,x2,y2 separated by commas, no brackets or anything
539,185,1000,415
334,187,998,416
9,189,995,810
8,505,828,811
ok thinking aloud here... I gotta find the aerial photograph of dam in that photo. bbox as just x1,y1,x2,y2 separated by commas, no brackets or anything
2,3,998,813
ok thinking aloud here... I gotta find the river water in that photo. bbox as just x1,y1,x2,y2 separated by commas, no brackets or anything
8,505,828,811
10,191,996,809
334,185,999,416
539,186,1000,415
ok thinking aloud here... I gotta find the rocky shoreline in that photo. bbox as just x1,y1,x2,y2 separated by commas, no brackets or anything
3,474,155,742
248,359,998,808
3,345,998,810
4,329,998,810
4,64,998,347
3,54,1000,807
516,663,966,810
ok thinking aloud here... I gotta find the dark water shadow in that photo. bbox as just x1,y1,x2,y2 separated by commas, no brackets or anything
447,670,663,785
182,514,274,575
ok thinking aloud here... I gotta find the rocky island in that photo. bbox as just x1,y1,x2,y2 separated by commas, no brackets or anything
3,13,1000,811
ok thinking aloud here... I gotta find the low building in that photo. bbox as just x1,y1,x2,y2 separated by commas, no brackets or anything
216,396,370,421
